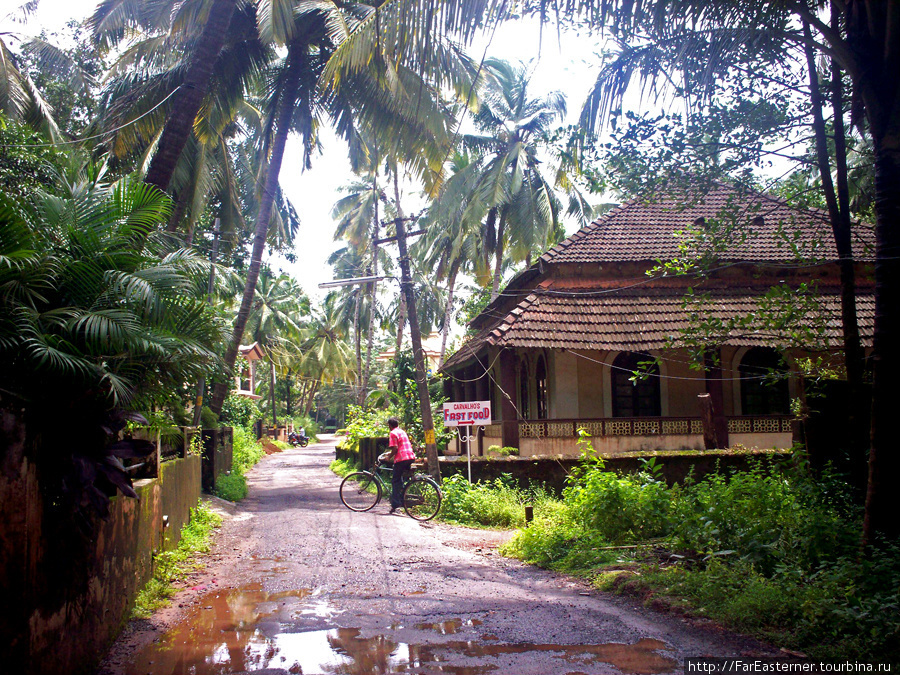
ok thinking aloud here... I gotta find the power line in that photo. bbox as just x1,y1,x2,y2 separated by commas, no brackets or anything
0,86,183,148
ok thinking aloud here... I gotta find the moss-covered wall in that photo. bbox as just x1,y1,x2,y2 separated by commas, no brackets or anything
0,413,202,675
160,455,202,550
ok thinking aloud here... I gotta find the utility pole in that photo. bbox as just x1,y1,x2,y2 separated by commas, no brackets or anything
393,177,440,481
193,219,221,427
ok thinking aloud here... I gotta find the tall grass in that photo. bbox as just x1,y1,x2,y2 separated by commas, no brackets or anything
500,455,899,662
440,474,553,529
133,503,222,617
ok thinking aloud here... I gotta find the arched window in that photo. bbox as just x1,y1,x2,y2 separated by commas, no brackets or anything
535,355,548,420
611,352,661,417
518,359,531,419
740,348,790,415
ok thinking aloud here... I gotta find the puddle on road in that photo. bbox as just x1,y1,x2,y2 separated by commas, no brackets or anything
127,586,677,675
409,618,483,634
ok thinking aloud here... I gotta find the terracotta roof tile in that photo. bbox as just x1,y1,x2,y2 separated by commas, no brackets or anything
541,184,874,265
441,284,874,371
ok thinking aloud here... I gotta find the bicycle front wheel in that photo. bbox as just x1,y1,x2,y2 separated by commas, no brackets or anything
340,472,381,511
402,477,442,521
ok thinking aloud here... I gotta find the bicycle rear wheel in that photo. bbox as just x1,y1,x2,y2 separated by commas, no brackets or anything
402,477,442,521
340,472,381,511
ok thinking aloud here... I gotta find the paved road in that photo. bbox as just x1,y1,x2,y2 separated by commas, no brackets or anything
113,436,776,675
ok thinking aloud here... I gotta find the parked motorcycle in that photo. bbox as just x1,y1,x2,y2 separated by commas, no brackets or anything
288,431,309,448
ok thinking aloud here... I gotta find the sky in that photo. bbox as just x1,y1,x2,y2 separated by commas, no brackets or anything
2,1,617,307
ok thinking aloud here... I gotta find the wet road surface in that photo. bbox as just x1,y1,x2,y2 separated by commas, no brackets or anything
118,437,774,675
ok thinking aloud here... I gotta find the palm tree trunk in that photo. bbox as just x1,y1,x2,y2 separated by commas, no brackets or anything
440,262,459,366
209,47,302,415
144,0,237,192
484,207,497,281
285,370,292,417
393,172,440,481
395,292,407,355
304,378,320,415
269,360,278,427
166,190,189,234
491,213,506,300
361,170,380,405
353,286,362,403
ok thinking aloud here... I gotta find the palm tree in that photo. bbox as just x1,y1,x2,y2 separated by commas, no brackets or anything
91,0,241,192
208,0,364,415
244,268,309,425
92,2,278,244
295,294,356,415
0,2,64,139
326,245,367,400
208,0,477,416
417,151,492,364
456,59,575,299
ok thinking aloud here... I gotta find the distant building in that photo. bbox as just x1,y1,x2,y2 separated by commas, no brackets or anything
235,342,264,399
440,183,874,457
377,332,444,375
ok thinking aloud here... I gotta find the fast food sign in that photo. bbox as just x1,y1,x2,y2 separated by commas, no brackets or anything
442,400,492,426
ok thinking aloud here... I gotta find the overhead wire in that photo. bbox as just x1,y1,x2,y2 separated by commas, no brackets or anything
0,86,184,148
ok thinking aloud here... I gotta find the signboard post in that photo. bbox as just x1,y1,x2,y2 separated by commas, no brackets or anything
443,401,492,482
441,401,492,427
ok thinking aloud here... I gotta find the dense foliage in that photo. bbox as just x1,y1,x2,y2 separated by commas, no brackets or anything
501,451,898,661
440,474,551,528
220,393,262,430
214,426,265,502
0,165,224,516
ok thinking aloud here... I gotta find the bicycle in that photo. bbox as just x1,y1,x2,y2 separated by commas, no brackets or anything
339,458,442,521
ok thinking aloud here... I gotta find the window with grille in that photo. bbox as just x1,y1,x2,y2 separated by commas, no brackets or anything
611,352,661,417
739,348,790,415
518,359,530,419
535,355,548,419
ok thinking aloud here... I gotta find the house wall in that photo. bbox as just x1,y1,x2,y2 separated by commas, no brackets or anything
550,351,580,418
664,351,709,416
574,350,605,417
730,432,793,450
520,433,706,457
519,432,789,457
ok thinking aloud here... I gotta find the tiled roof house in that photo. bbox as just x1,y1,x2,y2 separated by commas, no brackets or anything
439,183,874,457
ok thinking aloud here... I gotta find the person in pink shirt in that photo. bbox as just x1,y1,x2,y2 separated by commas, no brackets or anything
387,417,416,513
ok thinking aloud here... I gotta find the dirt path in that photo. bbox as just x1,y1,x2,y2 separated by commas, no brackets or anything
99,436,778,675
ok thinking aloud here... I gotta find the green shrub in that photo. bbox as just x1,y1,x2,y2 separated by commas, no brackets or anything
439,474,554,528
500,501,609,570
232,426,265,476
214,472,247,502
486,445,520,456
672,461,859,573
330,458,358,476
200,405,219,429
291,414,320,439
220,394,261,429
565,456,674,544
210,427,264,502
500,449,898,662
341,405,392,451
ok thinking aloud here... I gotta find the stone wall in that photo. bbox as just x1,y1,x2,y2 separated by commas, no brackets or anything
0,408,202,674
437,449,790,494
